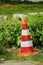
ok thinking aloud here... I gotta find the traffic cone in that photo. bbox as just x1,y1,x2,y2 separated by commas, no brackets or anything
19,19,38,56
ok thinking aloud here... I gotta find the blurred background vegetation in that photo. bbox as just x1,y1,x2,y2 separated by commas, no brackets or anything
0,0,43,63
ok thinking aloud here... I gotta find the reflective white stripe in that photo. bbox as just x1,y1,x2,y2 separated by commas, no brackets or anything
21,40,33,47
22,29,30,36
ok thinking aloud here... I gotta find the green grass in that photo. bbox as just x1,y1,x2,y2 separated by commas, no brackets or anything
0,47,43,64
11,48,43,63
0,3,43,15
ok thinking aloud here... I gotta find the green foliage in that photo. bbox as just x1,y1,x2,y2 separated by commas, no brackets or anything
0,19,21,52
28,14,43,48
0,3,43,15
0,14,43,53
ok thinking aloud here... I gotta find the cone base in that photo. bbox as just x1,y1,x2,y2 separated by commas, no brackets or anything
19,51,38,56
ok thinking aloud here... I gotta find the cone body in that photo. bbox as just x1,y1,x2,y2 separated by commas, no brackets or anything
19,19,38,56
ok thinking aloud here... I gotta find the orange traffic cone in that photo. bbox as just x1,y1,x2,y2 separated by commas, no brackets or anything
19,19,38,56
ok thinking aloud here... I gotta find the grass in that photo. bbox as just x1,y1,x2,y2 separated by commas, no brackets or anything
0,3,43,15
0,47,43,64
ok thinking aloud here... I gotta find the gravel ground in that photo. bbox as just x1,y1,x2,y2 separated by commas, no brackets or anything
0,61,42,65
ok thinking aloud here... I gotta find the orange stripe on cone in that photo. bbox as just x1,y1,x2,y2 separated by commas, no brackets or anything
22,19,27,24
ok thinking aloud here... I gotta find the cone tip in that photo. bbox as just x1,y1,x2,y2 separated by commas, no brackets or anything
22,19,27,24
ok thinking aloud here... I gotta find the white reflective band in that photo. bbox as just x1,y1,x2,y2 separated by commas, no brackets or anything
21,40,33,47
22,29,30,36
